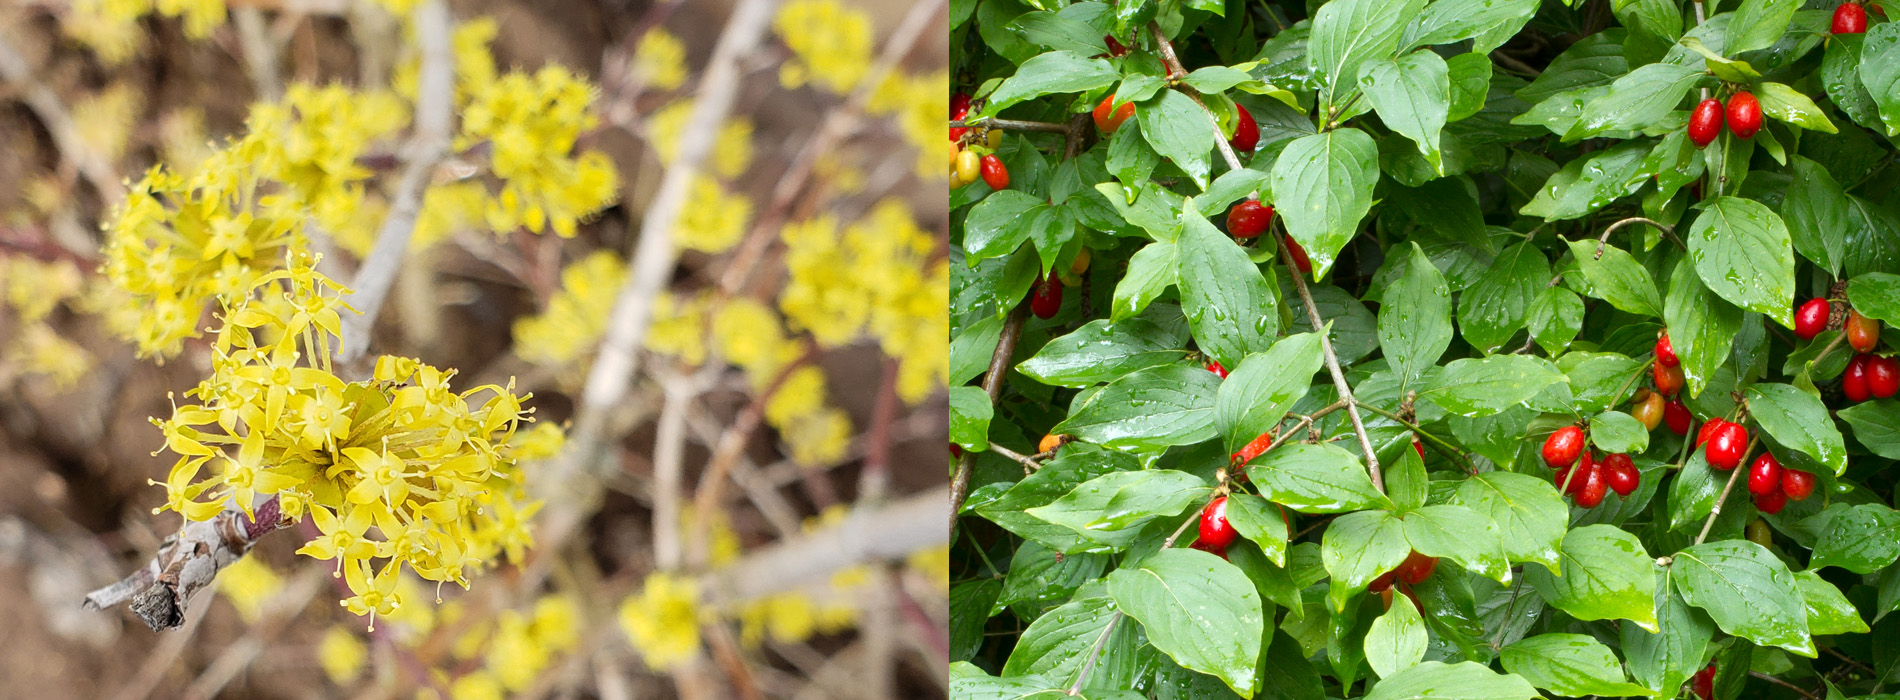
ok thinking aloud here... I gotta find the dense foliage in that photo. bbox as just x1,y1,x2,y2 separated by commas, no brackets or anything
947,0,1900,697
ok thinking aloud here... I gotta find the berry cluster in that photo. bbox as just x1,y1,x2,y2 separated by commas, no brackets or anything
1544,426,1639,508
948,92,1008,190
1796,297,1896,401
1687,91,1761,149
1368,551,1438,610
1652,332,1686,396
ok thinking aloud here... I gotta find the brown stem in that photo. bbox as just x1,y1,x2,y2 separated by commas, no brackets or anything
987,443,1044,472
949,303,1029,534
1280,234,1386,492
1750,672,1821,700
951,117,1070,133
1594,217,1675,259
1694,437,1759,546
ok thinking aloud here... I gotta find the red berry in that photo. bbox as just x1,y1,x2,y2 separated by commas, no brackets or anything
1845,354,1873,403
1283,234,1312,275
1575,457,1608,508
1847,310,1881,353
1869,355,1900,398
1542,426,1586,468
1093,94,1135,133
1706,422,1748,470
1413,441,1426,460
1834,2,1868,33
1603,453,1639,497
1665,400,1693,436
1653,361,1685,397
1103,34,1128,56
1631,391,1665,431
1727,91,1762,139
1396,551,1438,585
1656,333,1680,367
980,154,1009,190
1198,497,1238,550
1030,274,1062,319
1189,537,1229,560
950,92,972,142
1795,298,1831,340
1748,452,1783,496
1369,569,1396,593
1755,487,1789,515
1697,417,1728,447
1689,98,1724,149
949,443,963,459
1693,664,1716,700
1227,200,1274,238
1229,105,1259,154
1232,432,1274,466
1783,469,1816,501
1555,450,1595,495
1206,359,1228,379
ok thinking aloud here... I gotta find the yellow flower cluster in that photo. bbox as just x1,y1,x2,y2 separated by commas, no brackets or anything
73,84,142,163
513,251,628,370
646,101,755,180
780,200,947,402
618,572,703,671
0,257,94,389
474,595,584,690
633,28,689,91
718,298,854,465
459,67,620,237
149,261,543,626
677,175,753,253
217,555,282,623
64,0,224,64
317,624,368,684
774,0,873,94
102,84,403,358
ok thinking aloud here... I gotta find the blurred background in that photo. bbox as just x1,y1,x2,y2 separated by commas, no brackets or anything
0,0,950,697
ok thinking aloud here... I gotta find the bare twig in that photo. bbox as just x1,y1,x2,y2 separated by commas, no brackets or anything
84,498,291,630
1282,235,1385,492
949,303,1029,534
1694,437,1758,546
232,7,284,101
703,486,950,604
986,443,1044,472
1594,217,1675,259
1065,614,1123,696
951,117,1070,133
1751,672,1821,700
861,357,902,505
337,0,454,366
652,375,694,571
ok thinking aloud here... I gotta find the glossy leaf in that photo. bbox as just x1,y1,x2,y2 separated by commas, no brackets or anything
1671,540,1815,656
1525,525,1660,632
1363,50,1452,172
1054,364,1221,450
1362,661,1540,700
1745,383,1848,475
1322,509,1411,611
1500,633,1656,698
1365,593,1428,678
1178,209,1279,368
1688,196,1797,328
1379,243,1454,390
1018,318,1189,388
1108,549,1264,696
1247,443,1394,514
1810,503,1900,573
1664,257,1743,399
1421,355,1568,417
1217,332,1324,456
1271,129,1380,279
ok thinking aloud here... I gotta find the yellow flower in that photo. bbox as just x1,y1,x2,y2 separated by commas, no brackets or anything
784,408,852,466
774,0,873,94
317,626,367,684
908,545,950,591
646,101,754,179
633,28,688,91
72,83,141,162
448,670,506,700
341,559,404,627
460,66,619,237
644,292,709,365
618,573,702,671
218,555,281,623
513,251,628,368
764,366,827,427
676,176,752,253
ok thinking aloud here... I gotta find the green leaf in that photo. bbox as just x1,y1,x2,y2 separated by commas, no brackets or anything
1362,661,1541,700
1666,450,1721,531
1860,22,1900,136
1002,592,1135,688
1671,540,1815,656
1363,50,1451,172
1247,443,1395,513
1322,509,1411,611
1795,570,1870,635
1528,286,1587,354
1224,494,1290,567
1745,383,1848,475
1055,364,1222,450
1403,0,1539,53
1112,241,1178,322
1525,141,1653,221
1108,548,1264,697
1824,33,1884,133
1810,503,1900,573
998,541,1108,615
1688,196,1797,327
1756,82,1837,134
1840,400,1900,459
1178,211,1280,368
1457,242,1552,353
1566,239,1664,318
1307,0,1426,106
1501,633,1658,698
1590,411,1649,454
1183,65,1260,94
1848,272,1900,327
950,580,1002,662
1518,32,1627,104
1389,178,1494,254
1622,583,1713,696
1665,257,1744,399
950,314,1005,386
1194,167,1273,218
1421,355,1568,417
982,50,1120,114
1107,119,1161,193
1140,90,1220,188
1217,332,1325,455
950,386,993,451
1365,593,1428,678
1566,63,1702,140
1027,470,1209,549
964,191,1049,261
1008,10,1108,55
1727,0,1802,55
1446,53,1494,122
1402,505,1512,584
1380,243,1455,390
1018,318,1189,388
1451,472,1566,570
1557,352,1645,414
977,445,1141,552
1526,525,1660,632
1271,129,1380,280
